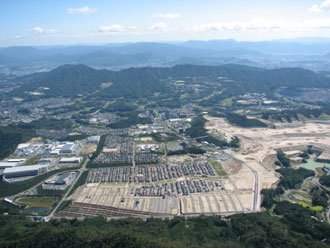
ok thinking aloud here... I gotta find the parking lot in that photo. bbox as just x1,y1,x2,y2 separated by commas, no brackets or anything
70,183,253,216
87,161,216,183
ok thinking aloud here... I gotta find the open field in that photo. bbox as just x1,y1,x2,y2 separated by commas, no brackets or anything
27,137,43,143
298,159,326,172
17,197,57,208
167,155,193,163
210,160,227,176
81,144,97,155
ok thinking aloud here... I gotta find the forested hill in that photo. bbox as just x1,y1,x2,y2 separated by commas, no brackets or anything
9,64,330,99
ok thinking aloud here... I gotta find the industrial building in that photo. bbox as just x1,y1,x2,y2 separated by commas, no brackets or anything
38,158,53,164
0,159,26,169
3,164,48,179
60,143,77,154
59,157,82,164
43,172,76,190
87,136,100,144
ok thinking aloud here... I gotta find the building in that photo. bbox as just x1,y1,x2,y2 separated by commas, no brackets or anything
0,159,26,169
43,172,76,190
38,158,52,164
60,143,77,154
50,150,60,155
87,136,100,144
0,162,18,169
59,157,81,164
3,165,48,179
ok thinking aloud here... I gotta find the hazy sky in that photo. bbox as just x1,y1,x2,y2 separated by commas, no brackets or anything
2,0,330,46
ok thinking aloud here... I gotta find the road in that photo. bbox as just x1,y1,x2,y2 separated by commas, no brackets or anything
91,100,112,115
242,161,259,212
47,157,89,219
132,142,136,181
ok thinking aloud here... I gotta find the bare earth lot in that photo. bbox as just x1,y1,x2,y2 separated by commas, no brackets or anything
81,144,97,155
204,115,330,193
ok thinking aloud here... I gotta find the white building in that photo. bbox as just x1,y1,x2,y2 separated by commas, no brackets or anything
59,157,81,164
3,164,48,179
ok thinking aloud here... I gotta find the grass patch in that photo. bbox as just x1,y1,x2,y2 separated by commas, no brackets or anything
17,197,57,208
55,200,72,214
221,97,233,106
297,201,323,211
210,160,227,176
24,155,42,165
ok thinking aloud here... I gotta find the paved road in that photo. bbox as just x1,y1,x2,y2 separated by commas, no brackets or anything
47,158,89,219
132,142,136,181
242,162,259,212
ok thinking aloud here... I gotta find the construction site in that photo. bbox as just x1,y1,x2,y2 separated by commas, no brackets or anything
57,116,330,219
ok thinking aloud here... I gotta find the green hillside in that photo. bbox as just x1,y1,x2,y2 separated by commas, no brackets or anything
9,64,330,101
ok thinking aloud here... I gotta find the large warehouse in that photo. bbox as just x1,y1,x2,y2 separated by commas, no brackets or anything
3,164,48,179
0,159,26,169
59,157,81,164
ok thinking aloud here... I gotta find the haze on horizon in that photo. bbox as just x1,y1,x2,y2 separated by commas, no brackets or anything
2,0,330,46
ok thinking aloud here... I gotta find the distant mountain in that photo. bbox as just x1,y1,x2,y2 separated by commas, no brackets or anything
111,42,216,57
181,39,330,55
8,64,330,100
2,40,330,70
76,51,156,67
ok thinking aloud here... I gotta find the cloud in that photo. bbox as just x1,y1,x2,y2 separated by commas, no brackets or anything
128,26,138,30
98,24,125,33
46,29,59,34
152,13,181,19
309,0,330,12
192,17,330,32
149,22,169,31
67,6,96,15
30,27,59,34
30,27,44,34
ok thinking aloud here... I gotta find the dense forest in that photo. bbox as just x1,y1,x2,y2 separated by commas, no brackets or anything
8,64,330,101
225,113,267,128
261,167,315,209
185,115,239,148
0,199,329,248
320,175,330,187
261,106,330,122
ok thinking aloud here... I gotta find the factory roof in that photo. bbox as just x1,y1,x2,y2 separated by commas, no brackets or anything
4,164,47,174
0,162,18,168
59,157,81,162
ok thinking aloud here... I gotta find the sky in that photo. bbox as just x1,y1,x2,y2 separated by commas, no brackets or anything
2,0,330,46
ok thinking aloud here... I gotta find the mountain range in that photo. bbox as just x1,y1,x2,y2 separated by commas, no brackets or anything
8,64,330,101
2,39,330,71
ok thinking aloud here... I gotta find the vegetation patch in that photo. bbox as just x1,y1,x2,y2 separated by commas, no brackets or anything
17,197,57,208
108,112,152,129
210,161,227,176
297,201,323,211
226,113,267,128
